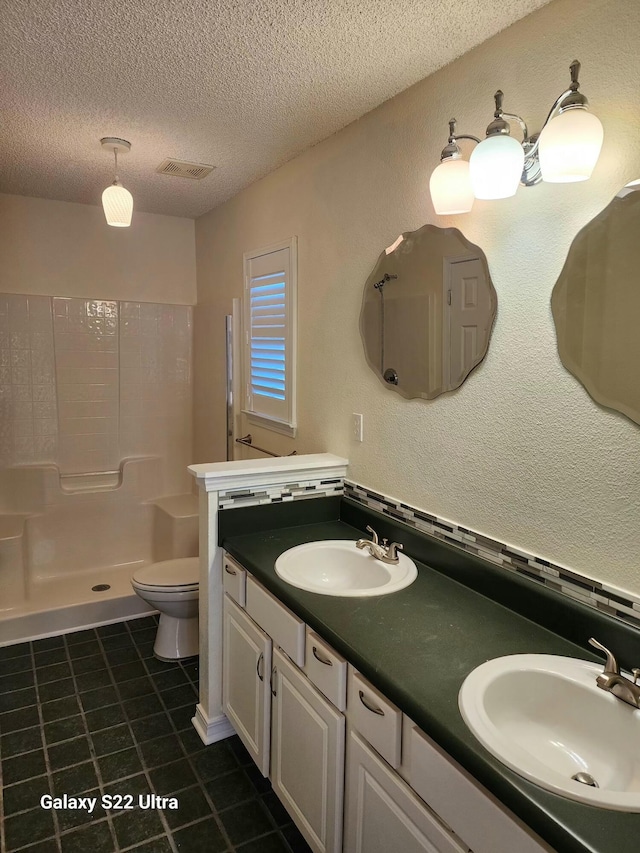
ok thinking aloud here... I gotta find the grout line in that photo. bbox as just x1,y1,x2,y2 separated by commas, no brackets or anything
62,628,121,853
123,620,235,853
11,640,62,853
107,620,180,853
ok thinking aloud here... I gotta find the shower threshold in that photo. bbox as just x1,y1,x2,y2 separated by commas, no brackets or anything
0,563,155,646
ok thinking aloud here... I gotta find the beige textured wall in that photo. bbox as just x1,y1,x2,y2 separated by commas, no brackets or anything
194,0,640,594
0,193,196,304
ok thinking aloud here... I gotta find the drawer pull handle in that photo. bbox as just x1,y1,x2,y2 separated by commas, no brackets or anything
312,646,333,666
359,690,385,716
256,652,264,682
224,565,237,576
271,666,278,697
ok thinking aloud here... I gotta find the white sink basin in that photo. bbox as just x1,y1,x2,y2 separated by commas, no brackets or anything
459,654,640,810
275,540,417,597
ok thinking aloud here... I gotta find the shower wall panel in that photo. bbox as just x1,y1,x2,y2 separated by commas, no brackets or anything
0,294,193,495
0,294,58,467
53,298,120,473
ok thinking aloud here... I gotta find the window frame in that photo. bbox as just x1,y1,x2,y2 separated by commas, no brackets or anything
242,237,297,437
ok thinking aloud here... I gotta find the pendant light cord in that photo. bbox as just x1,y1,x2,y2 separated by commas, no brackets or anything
113,147,119,184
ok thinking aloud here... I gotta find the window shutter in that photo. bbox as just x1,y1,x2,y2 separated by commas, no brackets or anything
243,243,296,430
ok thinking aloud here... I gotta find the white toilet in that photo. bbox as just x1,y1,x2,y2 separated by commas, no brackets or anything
131,557,199,660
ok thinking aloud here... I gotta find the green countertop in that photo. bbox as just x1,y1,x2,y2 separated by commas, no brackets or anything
223,518,640,853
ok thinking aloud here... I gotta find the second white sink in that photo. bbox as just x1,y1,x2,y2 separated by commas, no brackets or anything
459,654,640,810
275,539,417,597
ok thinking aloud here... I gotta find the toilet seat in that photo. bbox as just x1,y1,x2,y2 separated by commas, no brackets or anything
132,557,199,591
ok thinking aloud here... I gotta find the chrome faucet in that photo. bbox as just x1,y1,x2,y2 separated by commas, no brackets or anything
356,526,404,565
588,638,640,709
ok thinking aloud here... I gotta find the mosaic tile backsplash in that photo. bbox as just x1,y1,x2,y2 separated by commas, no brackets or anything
343,480,640,631
218,478,344,509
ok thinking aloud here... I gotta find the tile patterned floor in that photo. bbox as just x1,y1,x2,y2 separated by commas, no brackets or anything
0,617,312,853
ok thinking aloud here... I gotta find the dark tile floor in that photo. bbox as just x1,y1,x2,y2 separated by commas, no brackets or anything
0,616,312,853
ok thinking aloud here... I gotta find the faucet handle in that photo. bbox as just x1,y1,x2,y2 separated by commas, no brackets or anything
589,638,620,675
365,525,379,545
632,669,640,685
386,542,403,562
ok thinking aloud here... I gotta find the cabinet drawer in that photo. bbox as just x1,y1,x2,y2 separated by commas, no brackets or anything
409,726,553,853
223,554,246,607
304,630,347,711
246,575,305,666
346,667,402,768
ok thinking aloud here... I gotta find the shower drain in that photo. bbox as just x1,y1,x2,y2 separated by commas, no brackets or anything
571,772,599,787
92,584,111,592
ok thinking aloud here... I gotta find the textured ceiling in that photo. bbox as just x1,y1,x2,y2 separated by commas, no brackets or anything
1,0,552,219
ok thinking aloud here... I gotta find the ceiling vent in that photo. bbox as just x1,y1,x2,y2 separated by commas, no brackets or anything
156,159,215,180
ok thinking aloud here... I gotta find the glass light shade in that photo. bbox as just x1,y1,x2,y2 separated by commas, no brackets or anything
469,135,524,200
429,158,474,215
538,108,604,183
102,182,133,227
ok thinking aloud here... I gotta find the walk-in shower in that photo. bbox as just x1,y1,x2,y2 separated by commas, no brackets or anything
0,294,198,644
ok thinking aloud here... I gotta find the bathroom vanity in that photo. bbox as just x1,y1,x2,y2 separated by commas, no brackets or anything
220,549,552,853
216,498,640,853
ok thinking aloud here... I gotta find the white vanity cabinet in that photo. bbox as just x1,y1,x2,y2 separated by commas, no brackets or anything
271,647,345,853
221,561,345,853
222,595,272,775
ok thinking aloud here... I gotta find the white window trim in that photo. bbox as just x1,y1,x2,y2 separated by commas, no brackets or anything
242,237,297,437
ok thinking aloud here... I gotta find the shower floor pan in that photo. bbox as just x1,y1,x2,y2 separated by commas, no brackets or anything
0,563,155,646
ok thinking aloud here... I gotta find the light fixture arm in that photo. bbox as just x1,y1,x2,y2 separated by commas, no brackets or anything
439,118,481,162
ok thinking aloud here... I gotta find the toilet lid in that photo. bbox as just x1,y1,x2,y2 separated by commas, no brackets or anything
132,557,199,588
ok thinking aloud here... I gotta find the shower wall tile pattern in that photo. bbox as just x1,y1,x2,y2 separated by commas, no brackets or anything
0,294,193,494
0,295,58,466
120,302,193,493
53,299,120,473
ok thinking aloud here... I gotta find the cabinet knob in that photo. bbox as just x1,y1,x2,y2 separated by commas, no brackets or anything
224,565,237,576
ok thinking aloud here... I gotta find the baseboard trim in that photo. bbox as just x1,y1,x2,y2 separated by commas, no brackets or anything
192,704,235,745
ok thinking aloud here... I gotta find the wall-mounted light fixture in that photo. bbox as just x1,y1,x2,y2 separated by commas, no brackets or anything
100,137,133,227
429,60,604,215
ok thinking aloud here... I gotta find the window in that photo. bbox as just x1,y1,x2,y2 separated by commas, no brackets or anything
243,238,297,436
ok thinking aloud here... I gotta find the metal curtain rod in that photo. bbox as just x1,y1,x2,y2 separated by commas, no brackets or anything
235,433,297,458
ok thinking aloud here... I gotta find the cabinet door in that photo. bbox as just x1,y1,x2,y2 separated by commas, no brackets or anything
271,648,345,853
344,730,467,853
222,594,272,776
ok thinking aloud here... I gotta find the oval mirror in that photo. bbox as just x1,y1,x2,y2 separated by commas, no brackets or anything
360,224,497,400
551,185,640,426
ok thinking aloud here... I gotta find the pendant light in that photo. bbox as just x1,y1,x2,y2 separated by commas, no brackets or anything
100,137,133,227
